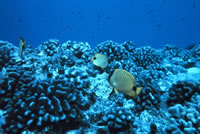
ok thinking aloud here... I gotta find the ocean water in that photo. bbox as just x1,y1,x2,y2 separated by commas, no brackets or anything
0,0,200,48
0,1,200,134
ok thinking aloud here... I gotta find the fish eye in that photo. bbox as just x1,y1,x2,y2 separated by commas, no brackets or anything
93,57,96,60
132,86,136,91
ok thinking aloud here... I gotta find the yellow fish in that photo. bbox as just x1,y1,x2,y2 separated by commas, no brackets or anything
92,53,108,69
108,69,142,97
19,36,26,58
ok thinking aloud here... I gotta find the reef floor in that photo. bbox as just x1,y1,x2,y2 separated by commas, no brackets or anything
0,40,200,134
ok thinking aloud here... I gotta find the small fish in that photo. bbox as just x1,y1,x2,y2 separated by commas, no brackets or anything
162,0,166,4
92,53,108,69
19,36,26,58
108,69,142,97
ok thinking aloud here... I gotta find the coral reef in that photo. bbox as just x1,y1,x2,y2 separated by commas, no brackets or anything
2,68,95,133
102,106,134,132
133,82,161,112
162,44,199,68
133,46,163,69
39,39,59,57
121,41,136,53
0,66,34,110
93,40,129,62
167,80,200,106
61,40,91,64
0,40,200,133
0,41,18,70
166,94,200,133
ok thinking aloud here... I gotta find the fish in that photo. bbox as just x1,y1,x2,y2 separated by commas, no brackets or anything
91,53,108,69
108,69,142,97
19,36,26,58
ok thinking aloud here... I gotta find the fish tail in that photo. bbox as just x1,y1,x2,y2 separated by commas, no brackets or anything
136,87,143,96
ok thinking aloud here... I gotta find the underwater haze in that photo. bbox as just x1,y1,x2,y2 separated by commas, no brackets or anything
0,0,200,48
1,1,200,134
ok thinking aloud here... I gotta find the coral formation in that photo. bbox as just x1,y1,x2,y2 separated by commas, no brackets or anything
2,68,95,133
133,82,161,112
166,94,200,133
93,40,129,62
39,39,59,56
102,106,134,132
0,66,35,110
61,40,91,63
0,40,200,133
133,46,163,69
167,80,200,106
0,41,18,70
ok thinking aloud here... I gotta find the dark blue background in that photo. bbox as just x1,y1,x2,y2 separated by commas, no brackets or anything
0,0,200,49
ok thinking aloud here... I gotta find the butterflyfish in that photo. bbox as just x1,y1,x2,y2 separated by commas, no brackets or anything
108,69,142,97
18,36,26,58
92,53,108,69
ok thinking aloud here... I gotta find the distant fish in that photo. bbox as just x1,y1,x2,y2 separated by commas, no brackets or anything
96,13,101,23
18,36,26,58
162,0,166,4
157,24,162,28
18,18,23,22
192,2,196,8
180,17,185,21
92,53,108,69
108,69,142,97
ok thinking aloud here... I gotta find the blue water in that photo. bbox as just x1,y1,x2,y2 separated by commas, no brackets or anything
0,0,200,48
1,1,200,133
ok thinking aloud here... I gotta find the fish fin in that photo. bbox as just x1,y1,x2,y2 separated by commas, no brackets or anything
91,55,95,61
109,88,115,96
127,91,136,97
114,88,119,95
108,88,115,99
136,87,143,96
